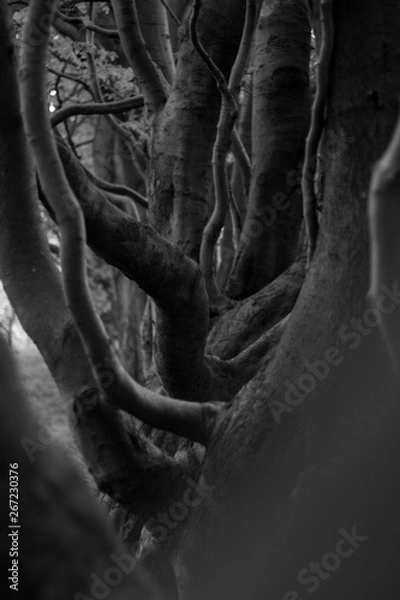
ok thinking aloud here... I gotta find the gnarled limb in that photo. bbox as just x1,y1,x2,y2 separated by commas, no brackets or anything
302,0,334,264
209,315,288,402
21,0,218,446
207,259,305,359
56,136,218,403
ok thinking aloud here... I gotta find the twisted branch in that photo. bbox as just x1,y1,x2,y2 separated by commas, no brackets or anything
21,0,217,446
194,0,257,299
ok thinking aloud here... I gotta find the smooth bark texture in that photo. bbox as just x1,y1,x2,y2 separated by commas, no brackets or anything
110,0,169,111
227,0,311,298
0,0,193,526
149,0,246,261
136,0,176,84
56,137,216,402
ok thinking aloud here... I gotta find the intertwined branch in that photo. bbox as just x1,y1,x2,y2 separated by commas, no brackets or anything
192,0,258,300
20,0,218,446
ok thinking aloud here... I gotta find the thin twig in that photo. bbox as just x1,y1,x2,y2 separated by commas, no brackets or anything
48,66,94,97
302,0,334,265
159,0,181,25
231,127,251,191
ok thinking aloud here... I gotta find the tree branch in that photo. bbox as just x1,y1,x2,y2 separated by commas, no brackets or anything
136,0,176,84
51,95,144,127
55,135,219,403
0,0,188,521
159,0,181,26
193,0,256,300
110,0,169,110
210,315,289,402
207,259,305,360
231,126,251,194
21,0,216,446
83,163,149,209
302,0,334,264
48,66,95,97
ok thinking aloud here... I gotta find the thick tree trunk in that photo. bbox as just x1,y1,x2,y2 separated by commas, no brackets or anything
149,0,246,261
178,1,400,598
227,0,311,298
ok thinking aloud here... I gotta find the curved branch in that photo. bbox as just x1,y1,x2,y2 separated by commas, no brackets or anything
227,313,289,374
85,20,119,38
51,95,144,127
207,258,305,360
0,0,187,520
21,0,216,446
83,164,149,209
189,0,232,99
110,0,169,110
302,0,334,264
228,0,259,97
55,136,217,404
52,10,84,40
55,8,120,37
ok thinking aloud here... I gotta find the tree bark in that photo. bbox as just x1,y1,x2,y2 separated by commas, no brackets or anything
178,1,400,597
149,0,246,261
227,0,311,298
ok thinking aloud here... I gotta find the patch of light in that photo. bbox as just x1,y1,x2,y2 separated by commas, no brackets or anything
49,89,56,97
49,103,56,113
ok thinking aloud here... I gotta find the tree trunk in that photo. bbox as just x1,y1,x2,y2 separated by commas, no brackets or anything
227,0,311,298
178,1,400,597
